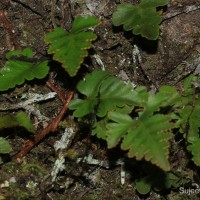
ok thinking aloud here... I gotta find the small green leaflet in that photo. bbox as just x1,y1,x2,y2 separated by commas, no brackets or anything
112,0,169,40
139,86,181,120
0,137,12,154
45,15,100,76
97,76,141,117
92,105,133,140
0,48,49,91
135,178,151,195
69,70,110,117
0,112,35,133
6,47,33,59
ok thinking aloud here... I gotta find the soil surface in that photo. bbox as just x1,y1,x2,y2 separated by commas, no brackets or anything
0,0,200,199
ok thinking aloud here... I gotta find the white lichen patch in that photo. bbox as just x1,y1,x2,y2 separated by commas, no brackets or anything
51,127,75,182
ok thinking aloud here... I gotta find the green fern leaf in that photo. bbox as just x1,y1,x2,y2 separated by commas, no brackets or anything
170,94,200,167
157,85,181,107
69,70,141,117
0,137,12,154
185,99,200,166
172,75,200,167
0,112,35,133
5,47,33,59
112,0,169,40
98,77,144,117
139,86,181,119
92,105,134,140
92,117,109,140
135,178,151,195
69,70,110,117
183,74,196,95
106,112,133,147
187,140,200,166
107,112,173,171
172,75,200,131
71,15,100,33
44,15,100,76
174,105,193,133
0,48,49,91
140,0,169,7
187,102,200,144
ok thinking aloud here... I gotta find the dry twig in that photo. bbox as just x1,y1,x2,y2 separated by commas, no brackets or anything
14,90,74,160
0,10,21,50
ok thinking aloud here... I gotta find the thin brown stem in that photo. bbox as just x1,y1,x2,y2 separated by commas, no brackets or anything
14,90,74,160
0,10,21,50
46,81,66,103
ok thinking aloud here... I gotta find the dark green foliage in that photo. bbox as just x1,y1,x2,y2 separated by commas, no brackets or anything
69,71,138,117
0,111,34,162
0,137,12,154
0,112,35,133
69,71,200,171
0,48,49,91
0,11,199,197
44,15,100,76
112,0,169,40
